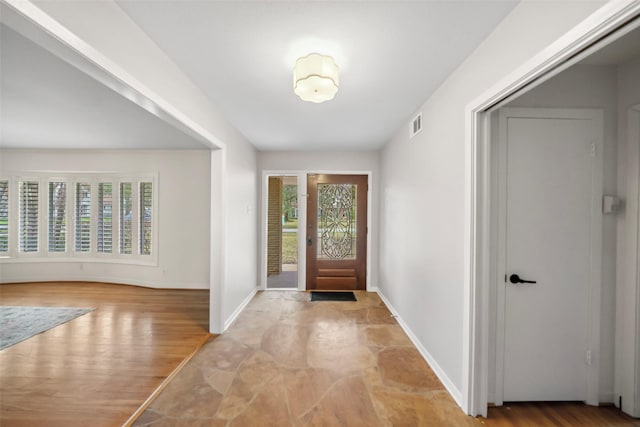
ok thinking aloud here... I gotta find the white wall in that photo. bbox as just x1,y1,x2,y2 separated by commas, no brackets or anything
615,58,640,416
258,151,380,289
0,149,211,289
224,139,259,321
9,0,260,330
378,0,606,402
503,64,618,402
31,0,241,150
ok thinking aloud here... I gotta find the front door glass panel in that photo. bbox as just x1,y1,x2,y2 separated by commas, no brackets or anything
317,183,356,260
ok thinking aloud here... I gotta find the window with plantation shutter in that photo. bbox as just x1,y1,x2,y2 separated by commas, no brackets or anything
4,174,155,263
139,182,152,255
97,183,113,253
19,181,39,252
48,181,67,252
0,181,8,252
75,183,91,252
120,182,132,254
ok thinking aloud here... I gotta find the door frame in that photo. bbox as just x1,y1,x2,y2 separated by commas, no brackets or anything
462,2,640,416
493,107,604,405
260,172,306,291
616,104,640,417
635,105,640,418
260,170,373,292
261,171,307,291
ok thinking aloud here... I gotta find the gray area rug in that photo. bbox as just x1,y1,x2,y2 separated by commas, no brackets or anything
0,306,94,350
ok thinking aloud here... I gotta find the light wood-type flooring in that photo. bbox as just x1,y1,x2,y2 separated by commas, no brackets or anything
1,283,637,426
0,282,210,427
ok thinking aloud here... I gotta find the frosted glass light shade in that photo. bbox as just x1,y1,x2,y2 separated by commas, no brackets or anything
293,53,339,103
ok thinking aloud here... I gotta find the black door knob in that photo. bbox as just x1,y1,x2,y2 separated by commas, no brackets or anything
509,274,536,284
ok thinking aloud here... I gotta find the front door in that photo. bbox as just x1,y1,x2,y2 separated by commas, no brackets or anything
306,174,367,290
499,108,602,402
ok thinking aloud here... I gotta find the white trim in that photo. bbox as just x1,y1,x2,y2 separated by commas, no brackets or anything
0,275,210,289
0,257,157,266
224,287,258,331
210,149,226,334
619,105,640,417
463,0,640,416
493,107,603,405
377,289,463,407
260,172,305,291
636,106,640,416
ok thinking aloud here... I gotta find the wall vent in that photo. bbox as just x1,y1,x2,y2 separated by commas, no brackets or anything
410,112,422,139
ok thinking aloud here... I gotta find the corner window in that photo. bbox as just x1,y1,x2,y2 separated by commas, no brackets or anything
3,174,155,264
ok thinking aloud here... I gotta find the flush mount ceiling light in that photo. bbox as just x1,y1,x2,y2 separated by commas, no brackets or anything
293,53,339,103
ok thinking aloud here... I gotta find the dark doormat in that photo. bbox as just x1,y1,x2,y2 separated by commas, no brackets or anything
310,291,357,302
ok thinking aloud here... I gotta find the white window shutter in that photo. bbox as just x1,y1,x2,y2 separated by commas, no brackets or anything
48,181,67,252
97,182,113,253
19,181,39,253
75,183,91,252
119,182,132,254
139,182,152,255
0,181,9,252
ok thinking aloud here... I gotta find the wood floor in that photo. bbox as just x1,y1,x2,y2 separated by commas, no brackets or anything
0,282,210,427
1,283,638,426
480,402,640,426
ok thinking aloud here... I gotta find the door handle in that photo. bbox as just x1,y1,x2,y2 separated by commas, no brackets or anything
509,274,536,284
307,237,313,247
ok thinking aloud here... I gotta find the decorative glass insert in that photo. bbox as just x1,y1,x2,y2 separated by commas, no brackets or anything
120,182,132,254
19,181,39,252
48,181,67,252
317,183,357,260
139,182,152,255
75,183,91,252
0,181,8,252
97,183,113,253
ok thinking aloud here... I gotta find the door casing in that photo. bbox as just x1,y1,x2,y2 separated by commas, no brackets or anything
616,105,640,417
463,4,640,416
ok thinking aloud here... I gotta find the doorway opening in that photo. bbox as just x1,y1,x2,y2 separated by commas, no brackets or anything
266,176,298,289
465,10,640,417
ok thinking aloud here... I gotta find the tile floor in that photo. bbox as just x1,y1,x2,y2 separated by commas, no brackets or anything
132,291,478,426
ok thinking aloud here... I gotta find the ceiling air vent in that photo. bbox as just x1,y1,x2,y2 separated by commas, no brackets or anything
410,112,422,139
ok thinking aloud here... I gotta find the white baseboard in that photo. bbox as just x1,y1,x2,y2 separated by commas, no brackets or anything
599,391,615,404
376,289,464,408
0,274,210,290
224,287,258,331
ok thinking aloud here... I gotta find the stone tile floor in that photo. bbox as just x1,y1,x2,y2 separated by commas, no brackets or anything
132,291,478,426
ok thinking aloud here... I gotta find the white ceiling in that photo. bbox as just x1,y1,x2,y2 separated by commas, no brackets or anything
0,24,206,150
3,3,639,153
116,1,519,151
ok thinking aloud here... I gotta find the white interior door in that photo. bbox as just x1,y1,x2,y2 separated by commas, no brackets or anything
498,108,602,403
